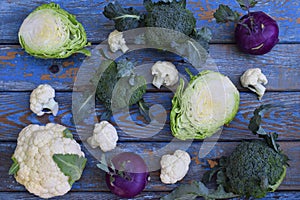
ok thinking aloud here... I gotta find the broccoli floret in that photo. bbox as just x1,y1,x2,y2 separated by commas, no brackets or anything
143,0,197,47
144,0,196,36
222,140,287,198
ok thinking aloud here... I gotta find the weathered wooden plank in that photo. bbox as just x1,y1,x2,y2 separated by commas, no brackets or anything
0,192,165,200
1,141,299,192
0,44,299,91
0,91,299,142
0,0,299,43
0,191,300,200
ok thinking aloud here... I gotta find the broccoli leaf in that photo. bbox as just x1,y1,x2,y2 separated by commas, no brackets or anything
138,99,151,123
53,154,87,186
8,157,19,175
248,104,281,152
160,181,238,200
190,27,212,52
103,2,142,31
116,58,135,79
236,0,257,10
63,129,74,139
213,4,240,23
100,111,112,121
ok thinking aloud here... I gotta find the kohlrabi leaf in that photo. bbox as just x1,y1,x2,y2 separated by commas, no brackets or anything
160,181,238,200
53,154,87,186
103,2,142,31
236,0,257,10
248,104,280,152
213,4,240,23
8,157,19,175
63,129,74,139
97,163,110,173
96,154,111,174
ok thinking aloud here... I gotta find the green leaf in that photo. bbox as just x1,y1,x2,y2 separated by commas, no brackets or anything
236,0,257,10
213,4,240,23
8,157,19,175
208,185,239,199
138,99,151,123
160,181,238,200
248,104,281,152
53,154,87,186
63,129,74,139
190,27,212,51
96,154,111,174
103,2,142,31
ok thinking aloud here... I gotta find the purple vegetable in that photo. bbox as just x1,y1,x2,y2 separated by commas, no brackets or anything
214,1,279,55
105,152,149,198
235,11,279,55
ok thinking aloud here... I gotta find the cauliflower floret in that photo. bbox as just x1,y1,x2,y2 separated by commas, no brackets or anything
11,123,86,199
160,150,191,184
30,84,59,116
240,68,268,100
87,121,118,152
108,30,129,53
151,61,179,89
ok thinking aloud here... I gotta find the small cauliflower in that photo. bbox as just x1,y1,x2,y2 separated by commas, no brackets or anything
240,68,268,100
160,150,191,184
151,61,179,89
87,121,118,152
108,30,129,53
9,123,87,199
30,84,59,116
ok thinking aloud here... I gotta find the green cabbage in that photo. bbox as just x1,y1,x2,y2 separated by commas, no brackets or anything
170,70,239,140
18,3,90,59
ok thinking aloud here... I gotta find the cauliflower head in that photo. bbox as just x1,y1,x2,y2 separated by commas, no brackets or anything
10,123,86,198
108,30,129,53
87,121,118,152
151,61,179,89
160,150,191,184
240,68,268,100
30,84,59,116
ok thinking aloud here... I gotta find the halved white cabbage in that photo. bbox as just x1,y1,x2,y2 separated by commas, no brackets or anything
170,70,239,140
18,3,90,59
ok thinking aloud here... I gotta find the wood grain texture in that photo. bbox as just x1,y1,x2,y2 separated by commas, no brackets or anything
1,191,300,200
0,191,300,200
1,141,299,192
0,0,299,43
0,0,299,198
0,91,299,142
0,44,299,92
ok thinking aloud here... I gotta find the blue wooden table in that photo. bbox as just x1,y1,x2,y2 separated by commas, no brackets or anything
0,0,300,199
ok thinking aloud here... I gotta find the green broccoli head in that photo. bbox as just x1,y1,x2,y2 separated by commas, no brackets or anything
144,0,196,35
96,59,146,113
221,140,288,198
144,0,196,46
